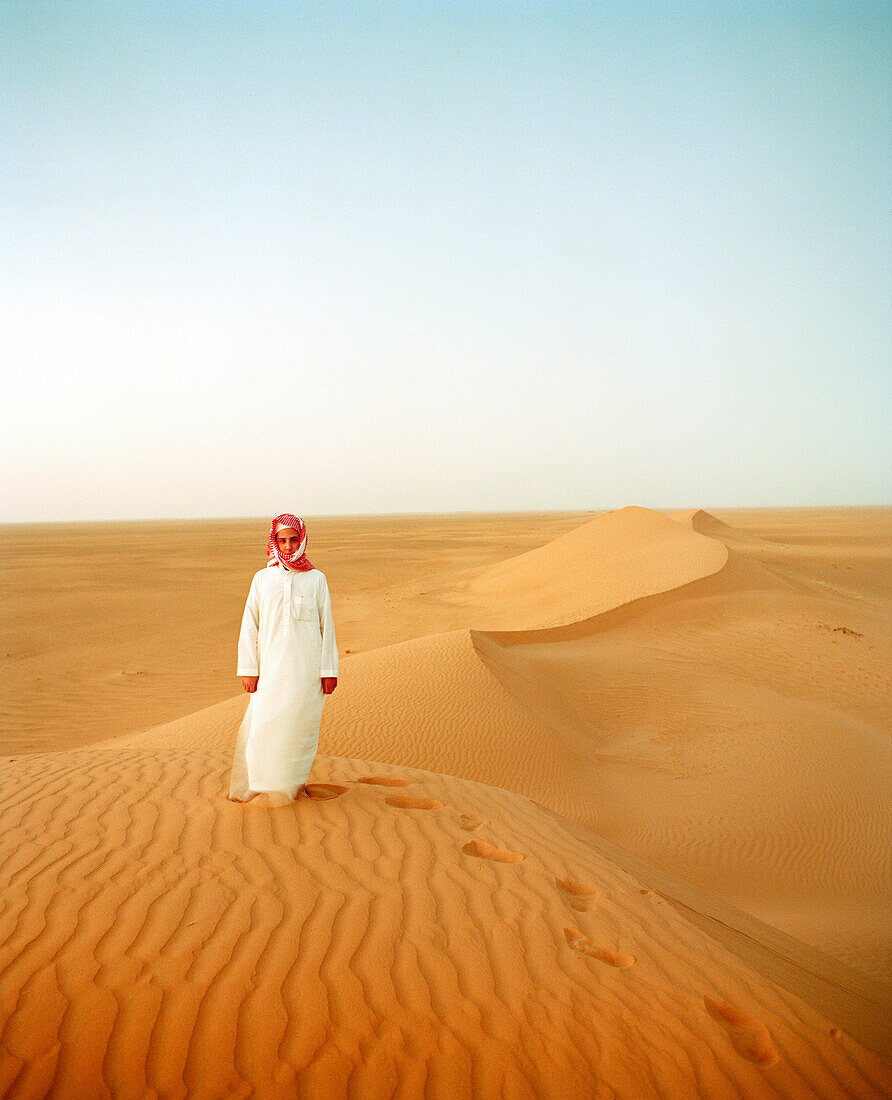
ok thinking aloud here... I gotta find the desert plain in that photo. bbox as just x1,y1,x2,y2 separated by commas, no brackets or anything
1,505,890,1098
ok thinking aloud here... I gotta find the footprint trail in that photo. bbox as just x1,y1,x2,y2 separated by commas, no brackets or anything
305,783,350,800
564,928,634,969
703,995,780,1067
462,838,525,863
556,877,597,912
385,795,444,810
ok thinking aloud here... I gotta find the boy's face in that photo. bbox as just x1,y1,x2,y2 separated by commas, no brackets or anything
276,527,302,554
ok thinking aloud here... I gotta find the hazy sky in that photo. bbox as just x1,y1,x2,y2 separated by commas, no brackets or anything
2,1,890,521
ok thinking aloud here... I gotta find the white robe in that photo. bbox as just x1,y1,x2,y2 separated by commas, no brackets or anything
229,565,338,801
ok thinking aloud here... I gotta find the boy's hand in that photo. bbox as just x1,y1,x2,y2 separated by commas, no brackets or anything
241,676,259,693
321,677,338,695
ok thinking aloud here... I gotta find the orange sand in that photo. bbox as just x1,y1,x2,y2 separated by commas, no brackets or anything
1,507,890,1097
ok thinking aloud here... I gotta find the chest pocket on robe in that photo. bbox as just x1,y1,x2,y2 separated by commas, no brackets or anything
292,594,319,623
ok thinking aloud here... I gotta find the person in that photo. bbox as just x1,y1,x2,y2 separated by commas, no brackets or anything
228,513,338,805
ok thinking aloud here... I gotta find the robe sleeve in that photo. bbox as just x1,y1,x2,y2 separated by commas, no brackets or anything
317,573,339,678
236,572,262,676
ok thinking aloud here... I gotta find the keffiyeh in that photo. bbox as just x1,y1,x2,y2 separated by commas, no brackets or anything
266,514,314,572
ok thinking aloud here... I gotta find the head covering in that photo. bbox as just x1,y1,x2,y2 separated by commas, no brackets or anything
266,514,314,572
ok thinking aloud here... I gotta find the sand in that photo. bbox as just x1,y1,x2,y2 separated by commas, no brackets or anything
1,507,890,1097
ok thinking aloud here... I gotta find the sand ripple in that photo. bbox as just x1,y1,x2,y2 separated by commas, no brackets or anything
0,721,890,1098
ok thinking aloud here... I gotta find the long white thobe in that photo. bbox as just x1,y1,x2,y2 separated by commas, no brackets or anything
229,565,338,801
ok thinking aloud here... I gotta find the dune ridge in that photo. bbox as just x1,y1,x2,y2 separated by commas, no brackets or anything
671,507,774,549
320,511,892,979
442,505,729,630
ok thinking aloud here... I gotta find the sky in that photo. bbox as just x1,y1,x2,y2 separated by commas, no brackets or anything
2,1,890,521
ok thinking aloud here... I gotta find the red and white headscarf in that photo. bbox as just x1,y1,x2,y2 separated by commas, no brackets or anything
266,514,314,572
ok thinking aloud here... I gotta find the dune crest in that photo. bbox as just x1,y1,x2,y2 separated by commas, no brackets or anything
322,534,892,980
445,505,728,630
671,508,775,550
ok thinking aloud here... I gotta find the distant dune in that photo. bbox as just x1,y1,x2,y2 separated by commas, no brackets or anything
671,506,771,546
449,505,729,629
1,506,890,1096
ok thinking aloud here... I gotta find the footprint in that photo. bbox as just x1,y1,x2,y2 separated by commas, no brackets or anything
556,878,596,912
357,775,411,787
459,814,486,831
305,783,349,800
556,878,596,896
462,839,524,864
563,928,634,968
385,795,444,810
703,996,779,1067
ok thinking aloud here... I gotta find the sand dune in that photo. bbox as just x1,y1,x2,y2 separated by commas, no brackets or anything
443,505,729,629
0,512,596,752
0,707,889,1098
2,506,890,1096
320,512,892,980
671,507,773,549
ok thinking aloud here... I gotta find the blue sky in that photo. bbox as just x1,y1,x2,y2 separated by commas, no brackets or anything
2,1,889,520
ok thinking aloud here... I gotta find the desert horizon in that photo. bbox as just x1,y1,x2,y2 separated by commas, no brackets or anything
1,505,889,1097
